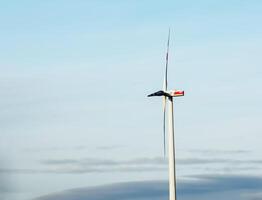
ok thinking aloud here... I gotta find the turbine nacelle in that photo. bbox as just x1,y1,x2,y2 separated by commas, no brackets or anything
148,90,184,98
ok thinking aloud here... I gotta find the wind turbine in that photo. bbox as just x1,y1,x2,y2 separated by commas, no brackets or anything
148,30,184,200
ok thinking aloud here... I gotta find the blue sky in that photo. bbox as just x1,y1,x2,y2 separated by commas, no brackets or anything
0,0,262,199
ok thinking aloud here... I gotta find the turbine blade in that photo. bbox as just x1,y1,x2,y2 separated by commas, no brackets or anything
162,96,167,156
163,28,170,92
162,29,170,157
147,90,165,97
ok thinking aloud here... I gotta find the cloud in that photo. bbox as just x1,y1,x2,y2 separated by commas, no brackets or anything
178,158,262,165
39,156,262,174
23,145,124,153
246,192,262,200
23,145,89,152
39,157,168,173
96,145,124,150
42,157,166,166
0,160,16,200
42,156,262,168
186,149,251,155
32,175,262,200
1,156,262,175
182,175,262,194
33,181,167,200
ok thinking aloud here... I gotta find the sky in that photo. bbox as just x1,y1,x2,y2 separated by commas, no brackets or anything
0,0,262,199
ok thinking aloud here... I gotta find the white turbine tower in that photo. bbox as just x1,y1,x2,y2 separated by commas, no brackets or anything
148,30,184,200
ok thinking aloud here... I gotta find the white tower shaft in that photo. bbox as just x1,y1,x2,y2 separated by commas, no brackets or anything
168,97,177,200
147,30,183,200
